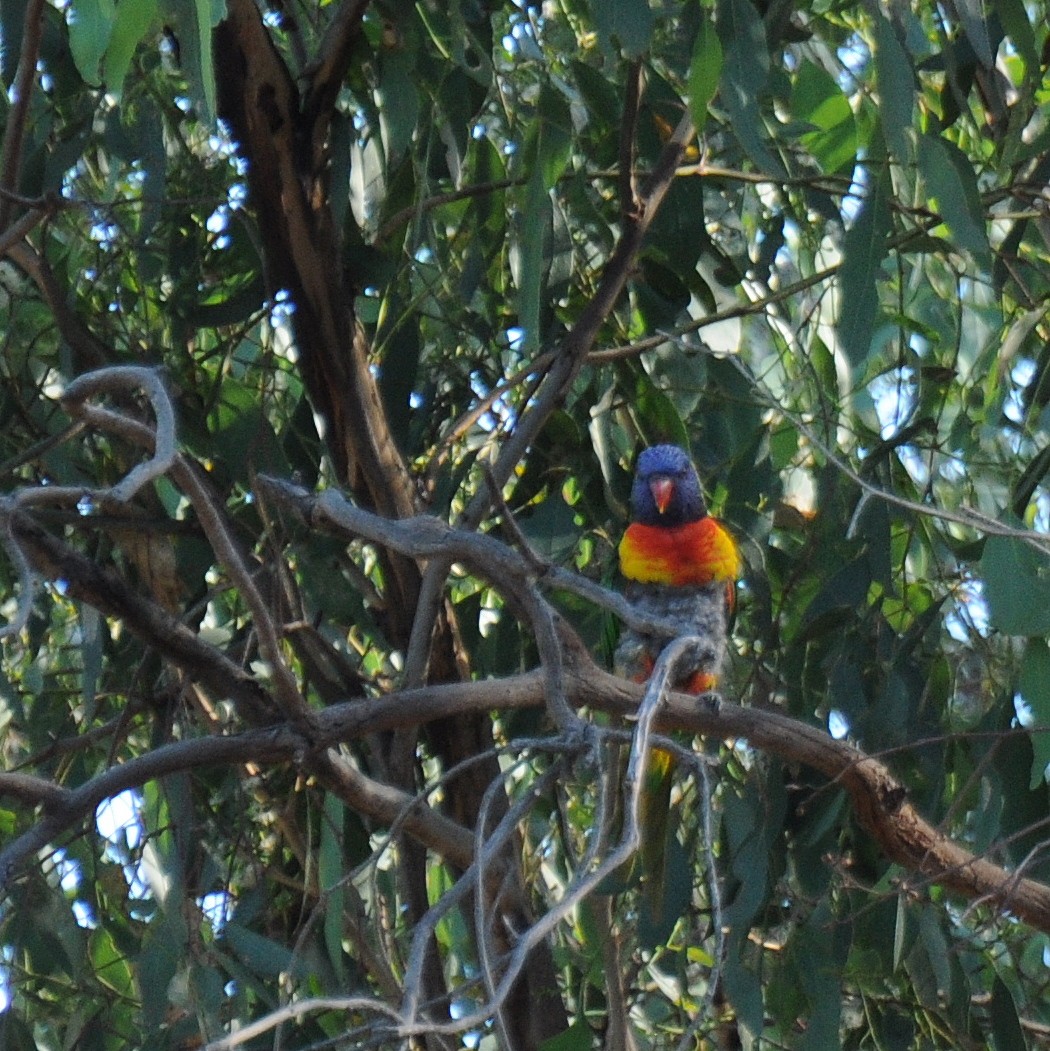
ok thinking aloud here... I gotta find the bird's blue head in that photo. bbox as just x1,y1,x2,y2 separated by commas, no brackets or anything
630,444,707,526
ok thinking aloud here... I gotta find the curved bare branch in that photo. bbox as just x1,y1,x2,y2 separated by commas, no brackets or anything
3,625,1049,935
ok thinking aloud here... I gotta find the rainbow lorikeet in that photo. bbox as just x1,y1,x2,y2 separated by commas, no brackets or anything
615,444,741,916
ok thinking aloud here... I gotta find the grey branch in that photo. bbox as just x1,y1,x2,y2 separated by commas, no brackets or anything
0,365,180,641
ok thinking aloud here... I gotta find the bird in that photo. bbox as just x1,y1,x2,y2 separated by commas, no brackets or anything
615,443,741,922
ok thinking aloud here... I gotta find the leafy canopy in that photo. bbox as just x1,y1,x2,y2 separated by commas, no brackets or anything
1,0,1050,1049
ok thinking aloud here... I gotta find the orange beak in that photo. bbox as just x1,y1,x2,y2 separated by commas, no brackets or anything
649,477,674,514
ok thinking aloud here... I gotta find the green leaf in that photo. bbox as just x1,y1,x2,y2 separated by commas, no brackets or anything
837,171,891,369
635,257,690,331
723,780,776,929
223,922,297,977
723,932,765,1040
377,48,420,162
627,369,689,450
989,719,1050,872
138,925,181,1031
517,492,578,564
510,164,550,355
636,831,691,950
911,909,953,1010
989,974,1027,1051
591,0,653,58
872,12,915,162
0,2,28,85
540,1019,592,1051
188,961,225,1033
716,0,783,175
571,899,606,986
1019,639,1050,789
717,0,767,98
688,18,723,125
140,781,179,897
169,0,225,124
981,533,1050,635
792,61,858,174
793,62,849,130
195,275,266,327
954,0,994,67
429,864,469,952
916,133,991,268
209,377,290,482
103,0,158,98
645,173,709,274
801,555,872,631
511,84,569,352
795,900,846,1051
572,60,621,136
0,1012,35,1051
997,0,1037,75
67,0,116,86
892,893,909,972
377,297,422,455
77,602,102,711
320,793,347,983
467,132,507,233
534,84,574,191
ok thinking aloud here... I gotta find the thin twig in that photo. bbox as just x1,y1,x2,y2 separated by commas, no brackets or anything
203,996,404,1051
714,345,1050,554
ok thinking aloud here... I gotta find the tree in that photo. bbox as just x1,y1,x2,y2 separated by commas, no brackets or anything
1,0,1050,1046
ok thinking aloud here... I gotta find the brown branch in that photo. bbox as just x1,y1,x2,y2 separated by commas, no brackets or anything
255,478,1050,932
9,386,1047,956
459,90,696,530
0,727,298,888
0,0,46,230
593,894,638,1051
16,453,1039,933
214,0,429,656
375,177,521,245
7,511,279,725
5,242,113,371
679,703,1050,934
260,475,706,644
586,263,836,363
326,653,1050,933
301,0,371,149
2,541,1049,935
214,0,415,522
0,201,49,258
0,718,475,891
0,771,69,811
6,647,1050,933
1,513,482,897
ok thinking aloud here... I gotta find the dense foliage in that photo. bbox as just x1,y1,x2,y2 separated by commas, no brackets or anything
2,0,1050,1048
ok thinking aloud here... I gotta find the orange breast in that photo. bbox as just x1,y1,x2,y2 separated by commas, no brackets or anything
618,516,741,588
